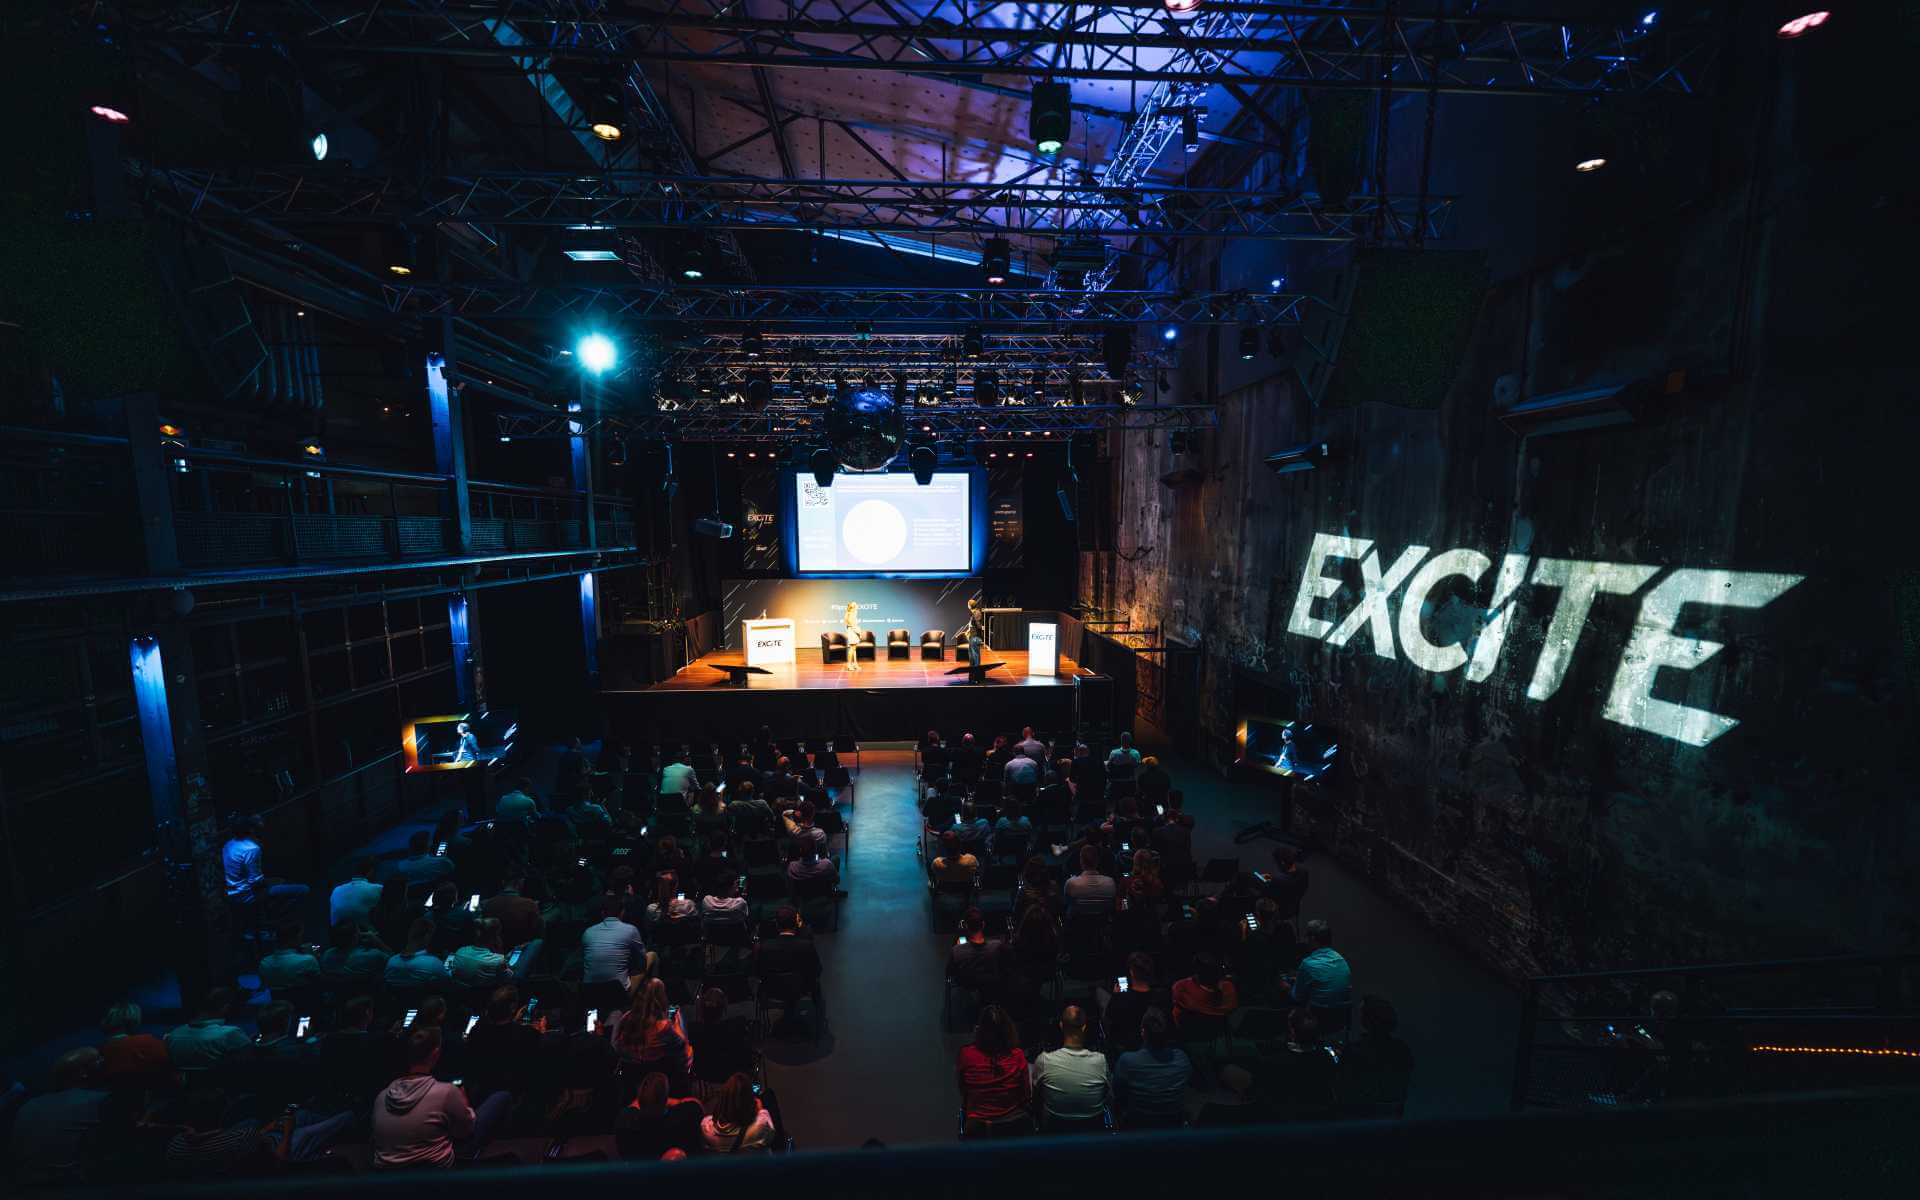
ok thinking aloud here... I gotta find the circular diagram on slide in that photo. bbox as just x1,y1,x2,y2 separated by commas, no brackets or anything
841,498,908,565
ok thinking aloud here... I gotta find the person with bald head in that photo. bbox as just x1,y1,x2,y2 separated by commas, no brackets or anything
1030,1004,1110,1127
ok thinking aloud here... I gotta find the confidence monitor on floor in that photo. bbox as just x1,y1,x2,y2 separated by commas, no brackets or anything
784,466,988,578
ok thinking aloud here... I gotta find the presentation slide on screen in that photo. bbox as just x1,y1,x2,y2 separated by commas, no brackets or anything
795,472,970,573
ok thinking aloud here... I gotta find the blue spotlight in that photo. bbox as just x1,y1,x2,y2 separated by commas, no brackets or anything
1639,11,1658,28
1161,325,1178,342
576,332,617,374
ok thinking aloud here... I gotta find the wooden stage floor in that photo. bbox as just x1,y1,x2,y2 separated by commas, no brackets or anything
646,649,1085,692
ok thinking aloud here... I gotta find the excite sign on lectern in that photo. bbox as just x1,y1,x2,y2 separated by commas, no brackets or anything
1028,622,1058,677
742,618,797,666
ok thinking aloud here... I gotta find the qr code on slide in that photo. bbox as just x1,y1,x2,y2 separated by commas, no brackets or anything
800,481,831,508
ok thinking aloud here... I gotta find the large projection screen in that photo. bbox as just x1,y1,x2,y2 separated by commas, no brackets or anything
794,472,971,574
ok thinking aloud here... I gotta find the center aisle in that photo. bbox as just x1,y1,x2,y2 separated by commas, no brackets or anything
760,749,961,1148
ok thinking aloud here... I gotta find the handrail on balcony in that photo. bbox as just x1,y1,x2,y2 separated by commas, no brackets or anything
178,446,452,487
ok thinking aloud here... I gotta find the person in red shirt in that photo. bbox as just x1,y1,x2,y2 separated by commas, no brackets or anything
955,1004,1030,1133
97,1001,172,1088
1171,953,1240,1029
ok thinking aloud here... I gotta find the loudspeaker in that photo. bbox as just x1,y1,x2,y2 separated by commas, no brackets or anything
1074,673,1115,737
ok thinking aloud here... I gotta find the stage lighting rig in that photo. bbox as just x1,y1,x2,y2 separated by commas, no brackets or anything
576,332,618,374
963,325,985,358
982,237,1012,287
1030,80,1071,157
1239,325,1259,361
587,79,625,142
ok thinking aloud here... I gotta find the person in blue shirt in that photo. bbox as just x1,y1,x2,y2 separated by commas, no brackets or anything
222,815,309,915
1290,919,1353,1010
1112,1008,1192,1126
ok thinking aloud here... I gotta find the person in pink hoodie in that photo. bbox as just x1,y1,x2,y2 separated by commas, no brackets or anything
372,1028,474,1169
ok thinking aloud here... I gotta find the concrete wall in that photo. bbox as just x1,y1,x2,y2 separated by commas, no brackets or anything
1089,24,1918,978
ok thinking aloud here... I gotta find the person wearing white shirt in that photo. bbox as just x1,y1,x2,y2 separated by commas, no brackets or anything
1003,753,1040,787
660,757,699,799
330,858,385,928
699,878,749,923
581,896,654,986
221,815,309,912
1031,1005,1110,1124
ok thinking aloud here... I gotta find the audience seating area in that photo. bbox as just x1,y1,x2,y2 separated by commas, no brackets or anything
2,727,1416,1187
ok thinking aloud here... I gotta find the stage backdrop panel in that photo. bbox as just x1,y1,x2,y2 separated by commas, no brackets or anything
720,578,981,651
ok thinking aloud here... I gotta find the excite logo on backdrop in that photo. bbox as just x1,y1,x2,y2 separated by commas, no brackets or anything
1285,533,1803,747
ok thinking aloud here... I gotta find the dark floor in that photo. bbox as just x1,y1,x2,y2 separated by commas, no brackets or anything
3,744,1520,1145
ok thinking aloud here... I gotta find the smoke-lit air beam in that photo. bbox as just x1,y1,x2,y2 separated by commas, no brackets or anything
1601,569,1804,747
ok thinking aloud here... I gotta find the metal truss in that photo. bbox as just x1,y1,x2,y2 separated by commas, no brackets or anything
496,400,1218,444
125,3,1720,97
378,283,1310,325
662,332,1174,378
140,166,1451,243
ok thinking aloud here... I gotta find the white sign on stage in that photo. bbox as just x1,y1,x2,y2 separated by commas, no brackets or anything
1028,622,1058,677
742,618,797,666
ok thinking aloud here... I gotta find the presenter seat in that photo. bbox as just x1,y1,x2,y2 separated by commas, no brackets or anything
886,629,913,660
920,630,947,660
853,630,878,661
820,632,849,664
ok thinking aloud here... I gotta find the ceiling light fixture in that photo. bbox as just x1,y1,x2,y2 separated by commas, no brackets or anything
1030,80,1071,157
1776,11,1830,38
982,237,1012,287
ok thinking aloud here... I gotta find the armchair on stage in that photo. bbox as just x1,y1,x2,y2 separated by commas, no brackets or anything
953,629,971,656
919,630,947,660
821,632,848,664
886,629,913,660
854,630,878,661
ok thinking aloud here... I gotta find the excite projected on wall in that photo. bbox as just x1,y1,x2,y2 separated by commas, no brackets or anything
1283,533,1803,747
795,472,970,573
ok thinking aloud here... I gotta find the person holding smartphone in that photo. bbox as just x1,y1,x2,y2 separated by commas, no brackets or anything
371,1028,480,1168
609,979,693,1094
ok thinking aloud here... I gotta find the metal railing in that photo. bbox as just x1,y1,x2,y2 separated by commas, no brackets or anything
1512,954,1920,1111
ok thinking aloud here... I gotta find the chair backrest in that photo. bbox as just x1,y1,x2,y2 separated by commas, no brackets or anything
856,630,876,646
822,632,847,647
922,630,945,645
1178,1009,1231,1044
887,628,911,644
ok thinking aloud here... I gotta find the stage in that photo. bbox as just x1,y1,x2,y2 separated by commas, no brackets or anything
604,648,1091,742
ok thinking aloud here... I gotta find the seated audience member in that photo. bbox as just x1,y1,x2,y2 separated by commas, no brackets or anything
929,830,979,884
993,801,1033,840
1008,903,1060,994
647,872,698,928
424,882,473,954
787,840,839,887
494,777,540,823
1016,857,1057,910
1032,1006,1110,1126
948,908,1009,998
653,834,693,882
755,907,823,992
1015,725,1048,763
1063,846,1117,913
1341,996,1415,1113
97,1002,170,1087
764,758,799,802
726,781,775,838
165,1085,291,1177
612,979,693,1093
1105,732,1142,772
372,1028,476,1168
1290,919,1353,1012
700,1072,776,1153
920,730,949,773
167,988,252,1069
319,995,385,1104
1127,849,1166,900
661,751,699,800
390,830,457,887
446,917,512,986
780,799,828,852
258,921,322,990
223,814,309,915
480,877,543,950
330,858,385,928
1068,742,1103,796
1104,953,1170,1054
9,1048,111,1185
567,791,613,837
1236,900,1305,1001
688,987,756,1086
952,808,993,851
245,1002,318,1098
1262,1008,1339,1119
692,785,730,836
615,1071,704,1160
1114,1009,1192,1125
951,732,984,778
1003,748,1040,788
321,921,390,985
582,893,653,987
459,986,542,1105
1151,792,1194,861
385,919,446,986
723,750,762,795
957,1004,1030,1131
1136,756,1173,806
699,875,750,923
1172,953,1241,1030
1267,844,1311,920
